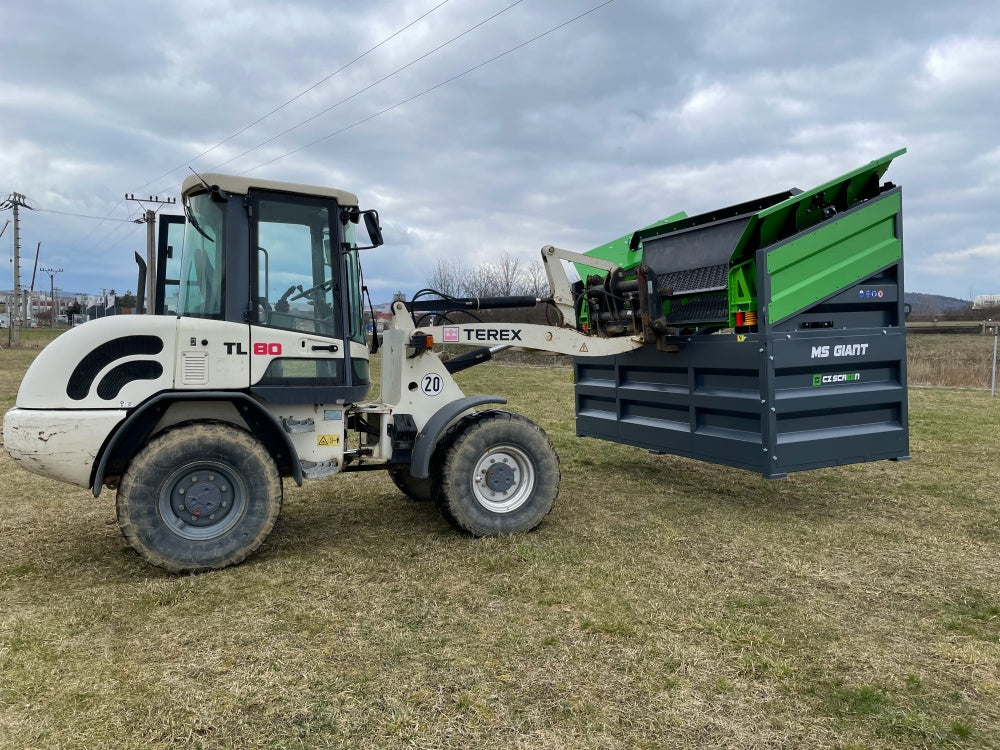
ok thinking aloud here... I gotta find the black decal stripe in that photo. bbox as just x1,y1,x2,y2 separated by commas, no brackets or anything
67,336,164,400
96,361,164,400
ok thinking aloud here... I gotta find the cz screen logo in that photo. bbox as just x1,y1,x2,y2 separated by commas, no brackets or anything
813,373,861,386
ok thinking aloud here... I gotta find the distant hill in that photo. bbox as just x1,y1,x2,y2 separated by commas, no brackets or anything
904,293,973,319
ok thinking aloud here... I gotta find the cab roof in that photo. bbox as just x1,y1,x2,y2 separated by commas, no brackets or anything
181,172,359,206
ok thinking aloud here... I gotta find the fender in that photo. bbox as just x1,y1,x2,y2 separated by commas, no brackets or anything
90,391,303,496
409,395,506,479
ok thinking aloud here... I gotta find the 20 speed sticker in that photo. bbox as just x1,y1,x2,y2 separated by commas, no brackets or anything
420,373,444,396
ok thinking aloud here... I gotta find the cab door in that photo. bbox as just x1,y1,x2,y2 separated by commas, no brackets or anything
247,189,354,405
155,214,185,315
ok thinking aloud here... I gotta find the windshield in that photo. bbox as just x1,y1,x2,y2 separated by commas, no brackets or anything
177,193,225,318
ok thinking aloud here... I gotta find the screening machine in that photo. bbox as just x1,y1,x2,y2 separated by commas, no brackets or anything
572,149,909,478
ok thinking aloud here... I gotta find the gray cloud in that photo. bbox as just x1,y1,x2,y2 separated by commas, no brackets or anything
2,0,998,301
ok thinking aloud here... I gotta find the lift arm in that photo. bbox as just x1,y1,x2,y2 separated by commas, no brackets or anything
417,322,642,357
540,244,622,325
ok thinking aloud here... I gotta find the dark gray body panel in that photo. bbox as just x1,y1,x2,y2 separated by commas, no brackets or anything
574,271,909,479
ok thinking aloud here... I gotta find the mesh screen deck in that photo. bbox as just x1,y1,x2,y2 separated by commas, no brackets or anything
662,294,729,325
654,264,729,296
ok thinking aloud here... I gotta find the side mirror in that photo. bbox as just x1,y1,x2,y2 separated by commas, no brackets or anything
362,209,383,249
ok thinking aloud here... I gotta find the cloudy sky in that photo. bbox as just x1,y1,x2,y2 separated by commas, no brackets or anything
1,0,998,304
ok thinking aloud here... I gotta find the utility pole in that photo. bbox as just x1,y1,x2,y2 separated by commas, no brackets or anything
0,220,8,345
40,267,63,328
27,241,41,327
125,193,176,314
1,192,36,346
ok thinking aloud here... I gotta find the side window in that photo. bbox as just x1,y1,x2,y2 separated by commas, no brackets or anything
254,195,340,338
342,222,366,344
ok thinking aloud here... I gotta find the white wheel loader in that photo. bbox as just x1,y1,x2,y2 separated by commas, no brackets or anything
2,173,640,573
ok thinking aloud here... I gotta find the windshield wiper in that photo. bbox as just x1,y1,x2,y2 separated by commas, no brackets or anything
184,203,214,243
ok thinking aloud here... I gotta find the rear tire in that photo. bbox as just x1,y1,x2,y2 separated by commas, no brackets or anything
435,411,559,536
388,466,433,502
116,422,282,573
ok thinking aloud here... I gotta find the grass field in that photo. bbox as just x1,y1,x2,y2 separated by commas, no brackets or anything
0,326,66,350
1,339,999,749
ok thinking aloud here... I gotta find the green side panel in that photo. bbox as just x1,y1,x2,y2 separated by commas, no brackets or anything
765,191,902,324
719,149,906,269
727,261,757,322
574,212,687,280
750,148,906,258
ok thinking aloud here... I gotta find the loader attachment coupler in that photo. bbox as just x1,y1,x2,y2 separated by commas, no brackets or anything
575,149,909,479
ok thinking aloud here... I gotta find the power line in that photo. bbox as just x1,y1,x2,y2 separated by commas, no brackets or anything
65,2,616,267
77,189,164,256
78,211,144,260
36,207,138,223
139,0,452,194
72,192,144,253
242,0,617,174
93,217,143,245
101,2,452,253
45,198,143,264
209,0,526,174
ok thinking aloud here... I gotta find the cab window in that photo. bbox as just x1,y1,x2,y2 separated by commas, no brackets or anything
253,193,340,338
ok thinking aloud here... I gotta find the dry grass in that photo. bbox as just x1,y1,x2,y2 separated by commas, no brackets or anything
907,334,997,389
1,327,65,350
1,342,999,749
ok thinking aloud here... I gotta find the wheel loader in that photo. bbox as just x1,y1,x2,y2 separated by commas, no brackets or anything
2,151,910,572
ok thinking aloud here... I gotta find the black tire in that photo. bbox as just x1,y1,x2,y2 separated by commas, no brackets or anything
435,411,560,536
116,422,282,573
388,415,470,503
388,466,433,502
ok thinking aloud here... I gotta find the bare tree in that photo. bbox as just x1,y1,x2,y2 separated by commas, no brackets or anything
424,252,553,324
490,252,523,297
457,252,532,298
427,257,471,298
520,260,549,297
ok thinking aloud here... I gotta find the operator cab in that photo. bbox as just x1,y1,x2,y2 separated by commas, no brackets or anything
160,173,382,404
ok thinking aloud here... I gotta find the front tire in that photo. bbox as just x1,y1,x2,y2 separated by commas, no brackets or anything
116,422,282,573
435,412,559,536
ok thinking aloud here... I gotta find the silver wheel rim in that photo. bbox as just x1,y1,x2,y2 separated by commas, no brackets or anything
158,461,248,541
472,444,535,513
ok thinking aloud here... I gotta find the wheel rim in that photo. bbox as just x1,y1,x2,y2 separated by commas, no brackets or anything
158,461,248,541
471,444,536,513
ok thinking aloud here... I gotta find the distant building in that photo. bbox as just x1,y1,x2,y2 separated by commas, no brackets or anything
973,294,1000,310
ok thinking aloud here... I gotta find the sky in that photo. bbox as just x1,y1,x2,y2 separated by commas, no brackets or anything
1,0,999,304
